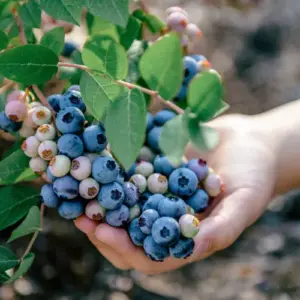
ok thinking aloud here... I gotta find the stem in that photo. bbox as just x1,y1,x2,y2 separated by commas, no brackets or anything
32,85,48,107
13,13,26,45
139,0,150,13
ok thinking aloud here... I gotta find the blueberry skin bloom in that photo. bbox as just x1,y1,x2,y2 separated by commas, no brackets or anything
153,155,176,176
47,94,63,112
128,218,147,246
92,156,118,184
40,184,59,208
153,109,176,126
60,90,86,113
57,134,84,159
183,56,198,84
187,189,209,213
53,175,79,200
83,124,107,152
187,159,209,181
147,126,162,153
143,194,165,212
98,182,125,210
169,238,195,259
123,182,140,207
157,196,187,219
138,191,153,210
146,112,154,132
143,235,169,262
169,168,199,197
105,205,129,227
152,217,180,246
138,209,160,235
56,107,85,134
58,201,83,220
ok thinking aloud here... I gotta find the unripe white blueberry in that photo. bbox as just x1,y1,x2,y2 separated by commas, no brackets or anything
179,214,200,238
79,178,100,199
35,124,56,142
5,100,28,122
22,136,40,158
186,205,195,215
38,141,58,161
166,6,188,17
31,106,52,126
70,156,91,181
138,146,155,162
28,102,42,109
85,200,106,221
203,173,223,197
185,23,202,38
29,157,47,173
130,174,147,193
84,153,100,163
49,155,71,177
147,173,168,194
7,90,26,102
19,124,36,138
129,204,141,221
135,161,154,178
166,12,188,32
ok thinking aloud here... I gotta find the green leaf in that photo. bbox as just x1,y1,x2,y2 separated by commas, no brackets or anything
0,185,39,231
0,45,58,85
0,271,10,283
40,0,82,25
0,247,19,273
143,13,166,34
139,33,183,99
82,36,128,80
105,88,146,169
118,15,141,50
80,71,123,120
188,70,224,122
159,115,189,165
0,30,8,50
84,0,130,27
19,0,41,28
24,26,37,44
8,206,40,243
0,93,6,111
40,27,65,55
7,253,35,283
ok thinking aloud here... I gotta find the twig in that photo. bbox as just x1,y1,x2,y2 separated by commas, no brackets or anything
139,0,150,13
0,81,15,94
32,85,48,108
13,13,26,45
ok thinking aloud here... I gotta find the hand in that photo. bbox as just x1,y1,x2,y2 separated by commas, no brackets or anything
75,113,278,274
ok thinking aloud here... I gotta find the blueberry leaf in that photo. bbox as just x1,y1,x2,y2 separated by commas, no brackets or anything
19,0,41,29
0,30,8,50
105,88,147,169
0,271,10,283
139,33,183,99
118,15,141,50
40,27,65,56
8,206,41,243
0,247,19,273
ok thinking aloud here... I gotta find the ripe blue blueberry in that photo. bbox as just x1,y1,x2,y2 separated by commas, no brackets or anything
0,111,22,132
152,217,180,246
143,235,169,262
139,191,153,209
154,155,176,176
138,209,160,235
146,112,154,132
105,205,129,227
158,196,187,219
56,107,85,134
191,54,207,62
147,126,162,153
169,237,194,259
143,194,165,212
83,124,107,152
128,218,147,246
57,134,84,159
187,159,209,181
116,168,126,185
123,182,140,207
47,94,63,112
58,200,83,220
60,90,86,113
53,175,79,200
153,109,177,126
127,162,137,178
46,167,57,183
169,168,199,197
183,56,198,84
175,84,187,101
41,184,59,208
98,182,124,210
92,156,118,184
187,189,209,213
62,41,77,58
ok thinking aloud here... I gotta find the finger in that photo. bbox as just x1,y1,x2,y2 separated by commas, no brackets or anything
74,215,98,234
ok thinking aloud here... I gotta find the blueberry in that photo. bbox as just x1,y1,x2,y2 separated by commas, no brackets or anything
152,217,180,246
147,173,168,194
58,200,83,220
105,205,129,227
187,159,209,181
154,109,176,126
127,162,137,178
49,155,71,177
60,90,86,113
79,178,100,199
169,238,195,259
36,124,56,142
98,182,124,210
46,167,57,183
123,182,140,207
166,11,188,32
153,155,176,176
38,140,58,161
135,161,154,178
85,200,106,221
130,174,147,194
146,112,154,132
53,175,79,200
116,168,126,184
187,189,209,213
128,218,147,246
83,124,107,152
57,134,84,159
147,126,162,153
68,85,80,92
62,41,77,57
143,194,165,212
169,168,199,197
29,157,47,173
22,136,40,158
70,156,92,181
143,235,169,262
157,196,187,219
183,56,197,84
203,173,223,197
138,146,155,162
56,107,85,134
92,156,118,184
179,214,200,238
175,85,187,101
47,94,63,112
138,209,160,235
0,111,22,132
129,204,141,221
139,191,153,209
190,54,207,62
31,106,52,126
41,184,59,208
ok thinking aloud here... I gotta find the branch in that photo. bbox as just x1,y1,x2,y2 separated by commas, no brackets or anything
139,0,150,13
13,13,26,45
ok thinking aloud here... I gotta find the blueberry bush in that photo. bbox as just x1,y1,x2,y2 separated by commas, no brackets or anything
0,0,228,283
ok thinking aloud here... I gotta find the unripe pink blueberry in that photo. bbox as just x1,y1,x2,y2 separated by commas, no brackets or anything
185,23,202,38
166,6,188,17
79,178,100,199
70,156,91,181
22,136,40,158
19,124,36,138
29,157,47,173
38,141,58,161
203,173,223,197
166,12,188,32
31,106,52,126
147,173,168,194
7,90,26,102
85,200,106,221
135,161,154,178
49,155,71,177
138,146,155,162
5,100,28,122
179,214,200,238
181,35,189,46
130,174,147,193
129,204,141,221
23,110,38,128
35,124,56,141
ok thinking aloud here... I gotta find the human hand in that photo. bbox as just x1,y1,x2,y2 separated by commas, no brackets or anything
75,113,278,274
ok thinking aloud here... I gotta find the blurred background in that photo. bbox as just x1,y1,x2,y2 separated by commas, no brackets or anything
2,0,300,299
